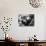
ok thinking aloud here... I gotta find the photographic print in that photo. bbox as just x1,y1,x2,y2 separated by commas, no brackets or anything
18,14,34,26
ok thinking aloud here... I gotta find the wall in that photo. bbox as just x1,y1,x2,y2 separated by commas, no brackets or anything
0,0,46,40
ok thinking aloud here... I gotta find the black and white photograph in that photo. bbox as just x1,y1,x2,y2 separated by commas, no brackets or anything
18,14,34,26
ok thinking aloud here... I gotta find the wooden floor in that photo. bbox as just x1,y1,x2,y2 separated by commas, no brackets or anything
0,41,16,46
0,40,46,46
0,42,5,46
0,42,16,46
